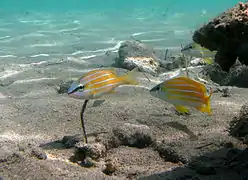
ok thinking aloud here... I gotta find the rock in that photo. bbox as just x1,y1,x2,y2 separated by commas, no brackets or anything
225,148,248,169
80,157,95,168
202,63,248,88
141,147,248,180
191,163,216,175
102,158,119,175
62,134,82,148
227,65,248,88
74,142,106,160
189,58,206,66
31,148,47,160
229,103,248,140
221,87,232,97
0,152,23,164
112,123,155,148
116,40,160,75
154,142,188,164
188,152,222,175
56,80,73,94
154,136,243,165
95,133,120,150
202,64,229,86
193,2,248,71
161,55,187,70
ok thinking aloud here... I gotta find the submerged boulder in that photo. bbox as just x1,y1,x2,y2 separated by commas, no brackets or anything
193,2,248,71
112,123,155,148
202,63,248,87
229,103,248,143
116,40,160,75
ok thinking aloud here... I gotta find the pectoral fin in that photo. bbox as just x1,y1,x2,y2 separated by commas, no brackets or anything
174,105,190,114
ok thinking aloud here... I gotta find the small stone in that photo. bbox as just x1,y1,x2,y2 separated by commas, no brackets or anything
112,123,155,148
154,143,187,163
75,142,106,160
31,148,47,160
0,152,22,164
80,157,95,168
221,87,231,97
18,144,26,151
102,158,119,175
62,134,82,148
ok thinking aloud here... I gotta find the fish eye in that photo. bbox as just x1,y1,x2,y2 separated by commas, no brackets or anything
155,86,160,90
70,85,84,93
79,85,84,89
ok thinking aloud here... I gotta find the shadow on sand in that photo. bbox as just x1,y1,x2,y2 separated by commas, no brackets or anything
39,131,107,150
39,134,83,150
138,147,248,180
137,116,198,141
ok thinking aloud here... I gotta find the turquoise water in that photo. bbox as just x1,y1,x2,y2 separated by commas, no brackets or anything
0,0,241,83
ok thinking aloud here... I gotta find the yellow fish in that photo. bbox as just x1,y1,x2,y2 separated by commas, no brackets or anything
149,76,212,115
181,42,217,64
67,68,139,99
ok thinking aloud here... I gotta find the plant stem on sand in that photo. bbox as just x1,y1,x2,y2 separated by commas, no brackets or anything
80,100,89,143
184,54,189,77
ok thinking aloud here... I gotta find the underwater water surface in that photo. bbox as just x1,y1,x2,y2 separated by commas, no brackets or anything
0,0,241,81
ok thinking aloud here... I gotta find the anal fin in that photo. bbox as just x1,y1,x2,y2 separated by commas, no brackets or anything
174,105,190,114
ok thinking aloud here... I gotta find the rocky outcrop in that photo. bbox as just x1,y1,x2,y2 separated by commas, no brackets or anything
115,40,190,75
116,40,160,75
202,62,248,87
193,2,248,71
229,103,248,144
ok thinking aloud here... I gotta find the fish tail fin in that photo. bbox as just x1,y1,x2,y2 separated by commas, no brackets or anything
200,87,213,115
203,57,214,64
120,67,139,85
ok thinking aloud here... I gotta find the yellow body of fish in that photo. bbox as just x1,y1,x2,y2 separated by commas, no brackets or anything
68,68,139,99
150,76,212,115
181,42,217,65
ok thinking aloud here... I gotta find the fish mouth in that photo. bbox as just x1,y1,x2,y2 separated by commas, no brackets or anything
149,85,160,93
67,87,75,94
67,82,79,94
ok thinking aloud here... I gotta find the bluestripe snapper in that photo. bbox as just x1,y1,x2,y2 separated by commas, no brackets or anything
150,76,212,115
181,42,217,64
68,68,139,99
